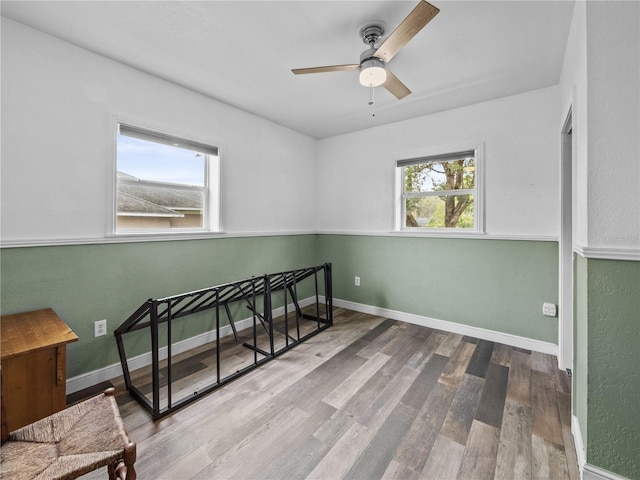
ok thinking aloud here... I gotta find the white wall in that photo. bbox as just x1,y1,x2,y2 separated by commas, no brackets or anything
584,1,639,250
316,86,560,238
1,19,318,244
559,0,588,249
560,1,640,253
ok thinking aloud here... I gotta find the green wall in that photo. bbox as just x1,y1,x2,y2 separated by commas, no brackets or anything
581,257,640,479
573,254,589,451
0,235,317,377
317,235,559,343
1,234,561,380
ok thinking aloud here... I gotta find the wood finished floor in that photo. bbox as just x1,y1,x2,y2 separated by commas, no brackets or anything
80,308,579,480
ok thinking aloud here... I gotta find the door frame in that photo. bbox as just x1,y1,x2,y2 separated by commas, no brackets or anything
559,107,574,371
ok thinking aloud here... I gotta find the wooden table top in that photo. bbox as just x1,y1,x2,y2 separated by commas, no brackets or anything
1,308,79,360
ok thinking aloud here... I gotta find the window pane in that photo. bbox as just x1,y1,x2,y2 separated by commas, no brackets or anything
117,134,206,187
404,157,475,193
116,126,211,231
405,194,474,229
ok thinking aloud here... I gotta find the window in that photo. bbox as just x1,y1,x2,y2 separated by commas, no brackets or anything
397,148,481,231
115,123,219,233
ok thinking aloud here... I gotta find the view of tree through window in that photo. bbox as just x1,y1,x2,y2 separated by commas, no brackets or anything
401,152,476,229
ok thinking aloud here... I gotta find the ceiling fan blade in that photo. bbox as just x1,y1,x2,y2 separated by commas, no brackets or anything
292,64,359,75
374,0,440,63
383,69,411,99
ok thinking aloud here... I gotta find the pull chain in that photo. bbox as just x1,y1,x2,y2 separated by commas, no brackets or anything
368,87,376,117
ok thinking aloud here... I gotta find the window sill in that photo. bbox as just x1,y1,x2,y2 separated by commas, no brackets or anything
391,229,486,239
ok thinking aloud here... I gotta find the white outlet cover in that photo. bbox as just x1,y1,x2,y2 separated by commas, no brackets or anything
543,303,557,317
94,319,107,337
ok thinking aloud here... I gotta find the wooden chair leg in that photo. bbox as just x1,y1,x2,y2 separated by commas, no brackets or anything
108,462,117,480
121,441,137,480
107,441,136,480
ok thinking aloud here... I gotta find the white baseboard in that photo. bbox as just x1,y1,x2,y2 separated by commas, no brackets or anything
571,415,629,480
66,296,316,394
333,298,559,356
572,415,587,473
583,465,629,480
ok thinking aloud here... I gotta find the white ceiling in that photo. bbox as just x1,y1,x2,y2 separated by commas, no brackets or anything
1,0,575,139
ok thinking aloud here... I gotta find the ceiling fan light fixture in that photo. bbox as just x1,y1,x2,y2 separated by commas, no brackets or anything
359,59,387,87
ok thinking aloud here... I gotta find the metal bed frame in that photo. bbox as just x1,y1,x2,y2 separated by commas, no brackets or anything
114,263,332,419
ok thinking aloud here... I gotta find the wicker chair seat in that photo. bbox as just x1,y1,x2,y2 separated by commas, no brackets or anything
0,389,136,480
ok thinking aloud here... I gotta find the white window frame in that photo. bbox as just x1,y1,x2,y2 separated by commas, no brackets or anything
394,144,484,234
111,120,221,236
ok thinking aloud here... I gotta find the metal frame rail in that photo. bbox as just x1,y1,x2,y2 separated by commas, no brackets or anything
114,263,332,419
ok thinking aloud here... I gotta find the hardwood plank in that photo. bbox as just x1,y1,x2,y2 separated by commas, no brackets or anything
132,380,279,473
507,349,532,406
556,368,572,395
557,390,572,429
405,331,446,370
464,340,495,378
495,399,532,480
532,434,570,480
531,351,556,375
322,351,391,409
308,422,369,480
358,317,397,343
439,340,476,388
304,337,369,384
295,342,369,412
514,347,532,354
393,381,457,472
354,364,421,429
456,420,500,480
316,327,438,443
357,322,402,359
474,362,509,429
421,434,465,479
377,323,434,362
206,400,335,479
187,404,307,479
315,329,434,443
161,445,213,479
400,353,449,410
344,402,418,480
382,459,419,480
435,332,463,357
440,374,484,446
531,370,564,445
259,435,329,480
491,342,512,367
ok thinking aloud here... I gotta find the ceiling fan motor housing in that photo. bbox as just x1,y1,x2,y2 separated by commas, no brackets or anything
359,24,384,46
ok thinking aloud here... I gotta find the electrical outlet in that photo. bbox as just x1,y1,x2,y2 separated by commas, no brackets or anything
542,303,557,317
94,319,107,337
354,276,361,286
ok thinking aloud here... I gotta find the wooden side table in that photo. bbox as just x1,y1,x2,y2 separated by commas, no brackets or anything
1,308,79,432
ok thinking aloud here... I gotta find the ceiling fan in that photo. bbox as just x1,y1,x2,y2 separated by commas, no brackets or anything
292,0,439,100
